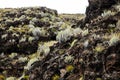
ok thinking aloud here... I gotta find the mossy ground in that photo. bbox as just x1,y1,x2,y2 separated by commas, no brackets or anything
0,2,120,80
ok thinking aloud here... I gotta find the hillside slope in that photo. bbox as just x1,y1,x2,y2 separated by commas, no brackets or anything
0,0,120,80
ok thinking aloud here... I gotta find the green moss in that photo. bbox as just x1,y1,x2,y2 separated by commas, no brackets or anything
66,65,74,72
96,78,102,80
52,74,60,80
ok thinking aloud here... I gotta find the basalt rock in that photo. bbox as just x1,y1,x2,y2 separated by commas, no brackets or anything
0,0,120,80
85,0,117,23
77,0,120,29
0,7,59,54
0,6,83,80
27,0,120,80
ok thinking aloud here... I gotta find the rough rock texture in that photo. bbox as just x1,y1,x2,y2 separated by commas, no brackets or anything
85,0,117,23
59,14,85,26
0,0,120,80
0,7,84,80
0,7,58,54
26,0,120,79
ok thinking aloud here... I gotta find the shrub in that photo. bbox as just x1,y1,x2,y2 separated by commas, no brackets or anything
64,55,74,63
82,29,89,36
37,44,50,57
109,33,120,46
101,10,115,17
32,27,48,40
56,28,73,43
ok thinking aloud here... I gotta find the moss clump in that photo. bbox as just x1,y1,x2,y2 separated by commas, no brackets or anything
94,44,105,53
52,74,60,80
109,33,120,46
56,28,73,43
65,65,74,72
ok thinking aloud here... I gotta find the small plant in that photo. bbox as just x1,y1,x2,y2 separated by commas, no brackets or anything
60,69,67,78
19,36,26,42
101,10,115,17
32,27,41,40
22,75,29,80
113,4,120,11
56,28,73,43
19,15,26,21
37,44,50,57
108,24,116,28
28,24,35,28
60,22,70,29
12,33,19,37
52,74,60,80
109,33,120,46
1,34,8,39
64,55,74,63
18,57,28,63
79,76,83,80
28,36,35,42
65,65,74,72
95,44,105,53
32,27,48,40
40,28,49,37
83,40,89,48
9,53,17,58
82,29,89,36
29,17,38,25
70,39,78,48
73,28,82,36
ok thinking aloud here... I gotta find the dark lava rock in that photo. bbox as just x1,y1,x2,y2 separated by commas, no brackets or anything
85,0,117,23
27,0,120,80
0,0,120,80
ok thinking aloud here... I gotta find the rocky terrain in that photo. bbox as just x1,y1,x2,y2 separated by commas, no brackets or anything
59,14,85,26
0,0,120,80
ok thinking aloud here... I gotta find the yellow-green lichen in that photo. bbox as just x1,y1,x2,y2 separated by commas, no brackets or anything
52,74,60,80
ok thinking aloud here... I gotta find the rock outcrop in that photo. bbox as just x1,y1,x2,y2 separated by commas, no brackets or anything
0,7,84,80
26,0,120,79
85,0,117,22
0,0,120,80
0,7,58,54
